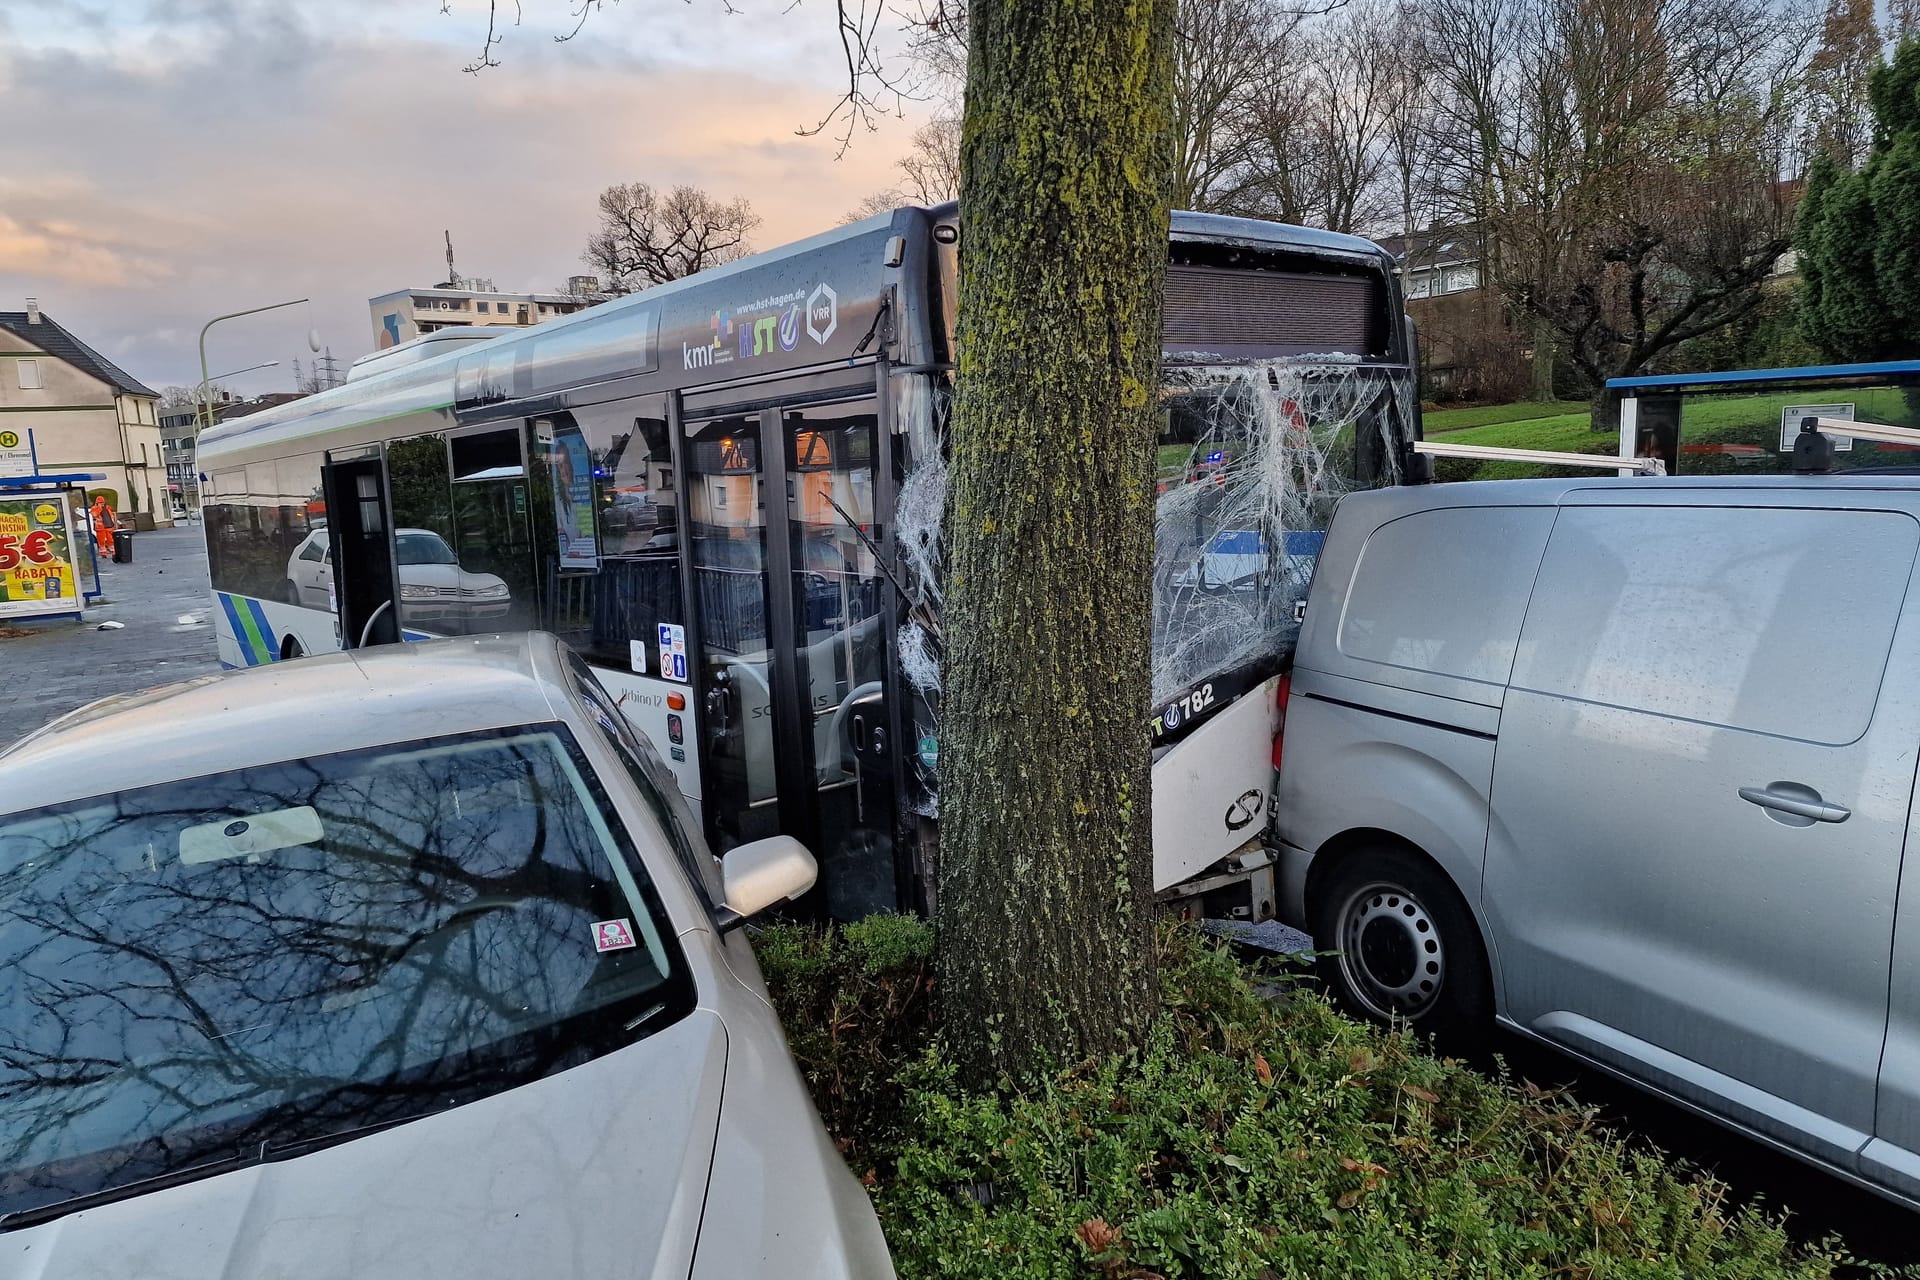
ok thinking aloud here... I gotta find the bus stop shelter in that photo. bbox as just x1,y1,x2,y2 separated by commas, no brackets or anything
0,471,105,622
1608,360,1920,475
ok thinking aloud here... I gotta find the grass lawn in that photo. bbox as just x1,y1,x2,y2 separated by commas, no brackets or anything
1424,387,1920,481
1424,400,1590,433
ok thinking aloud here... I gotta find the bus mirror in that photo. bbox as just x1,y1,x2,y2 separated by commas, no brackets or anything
716,836,818,930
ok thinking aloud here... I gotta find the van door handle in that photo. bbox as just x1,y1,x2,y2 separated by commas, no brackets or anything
1739,784,1851,825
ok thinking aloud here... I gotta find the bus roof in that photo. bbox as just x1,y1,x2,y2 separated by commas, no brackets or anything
200,205,1398,466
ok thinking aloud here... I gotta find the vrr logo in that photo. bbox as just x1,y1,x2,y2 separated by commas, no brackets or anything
806,283,838,345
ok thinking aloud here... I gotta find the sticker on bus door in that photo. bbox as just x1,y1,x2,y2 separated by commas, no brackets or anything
657,622,688,682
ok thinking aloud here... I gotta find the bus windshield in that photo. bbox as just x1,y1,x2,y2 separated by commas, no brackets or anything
1151,359,1411,703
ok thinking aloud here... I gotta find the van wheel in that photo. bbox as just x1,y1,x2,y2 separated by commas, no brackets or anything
1312,845,1491,1045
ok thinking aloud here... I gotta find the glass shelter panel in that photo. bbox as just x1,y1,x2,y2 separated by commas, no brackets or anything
1643,384,1920,475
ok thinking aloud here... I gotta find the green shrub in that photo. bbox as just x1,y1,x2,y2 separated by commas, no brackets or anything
757,921,1883,1279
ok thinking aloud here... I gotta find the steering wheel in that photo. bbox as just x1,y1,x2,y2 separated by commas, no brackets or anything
821,680,886,782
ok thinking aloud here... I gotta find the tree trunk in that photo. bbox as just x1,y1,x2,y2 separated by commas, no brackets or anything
938,0,1175,1085
1529,315,1557,402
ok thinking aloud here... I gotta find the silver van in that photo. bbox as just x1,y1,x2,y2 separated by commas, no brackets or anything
1275,475,1920,1207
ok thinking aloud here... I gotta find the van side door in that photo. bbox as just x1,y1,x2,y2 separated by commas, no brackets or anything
1483,495,1920,1172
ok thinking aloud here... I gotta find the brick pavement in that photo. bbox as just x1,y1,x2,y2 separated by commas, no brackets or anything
1,522,222,746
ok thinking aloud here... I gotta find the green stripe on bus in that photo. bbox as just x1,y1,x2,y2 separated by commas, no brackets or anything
233,599,272,664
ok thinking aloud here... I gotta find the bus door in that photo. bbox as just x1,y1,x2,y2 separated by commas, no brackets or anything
683,396,900,918
320,446,401,648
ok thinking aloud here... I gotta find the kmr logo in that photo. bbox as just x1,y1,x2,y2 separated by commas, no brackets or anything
806,283,838,345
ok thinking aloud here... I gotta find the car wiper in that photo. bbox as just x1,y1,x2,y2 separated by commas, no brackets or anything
258,1111,429,1161
0,1151,259,1233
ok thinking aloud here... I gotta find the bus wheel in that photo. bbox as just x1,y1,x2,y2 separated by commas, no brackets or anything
280,636,306,661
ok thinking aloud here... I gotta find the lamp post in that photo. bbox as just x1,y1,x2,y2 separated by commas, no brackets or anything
197,300,313,435
197,360,281,425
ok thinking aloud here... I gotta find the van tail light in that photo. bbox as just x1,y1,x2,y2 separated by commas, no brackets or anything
1272,673,1292,772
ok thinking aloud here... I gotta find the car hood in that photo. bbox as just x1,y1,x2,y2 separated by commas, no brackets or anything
0,1010,728,1280
397,563,507,591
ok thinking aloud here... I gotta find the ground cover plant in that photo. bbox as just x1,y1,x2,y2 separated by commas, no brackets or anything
755,917,1897,1279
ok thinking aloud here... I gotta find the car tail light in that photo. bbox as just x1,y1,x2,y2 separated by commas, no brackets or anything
1272,673,1292,772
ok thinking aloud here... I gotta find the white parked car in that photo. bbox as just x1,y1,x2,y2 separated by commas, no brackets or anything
285,528,512,634
0,634,894,1278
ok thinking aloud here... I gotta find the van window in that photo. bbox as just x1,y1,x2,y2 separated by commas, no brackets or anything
1337,506,1553,685
1511,505,1918,744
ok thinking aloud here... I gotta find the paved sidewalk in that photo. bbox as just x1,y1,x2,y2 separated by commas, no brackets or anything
2,523,222,747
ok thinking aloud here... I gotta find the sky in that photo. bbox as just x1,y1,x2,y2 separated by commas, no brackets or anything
0,0,924,394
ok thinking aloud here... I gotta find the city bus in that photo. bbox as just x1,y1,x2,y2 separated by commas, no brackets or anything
196,204,1423,919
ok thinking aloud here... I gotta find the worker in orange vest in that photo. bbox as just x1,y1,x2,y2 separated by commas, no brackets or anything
90,495,116,559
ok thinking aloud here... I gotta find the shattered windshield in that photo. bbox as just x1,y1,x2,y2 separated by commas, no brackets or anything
0,728,690,1224
1151,358,1410,703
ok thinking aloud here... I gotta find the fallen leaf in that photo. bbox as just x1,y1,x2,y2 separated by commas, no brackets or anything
1075,1219,1120,1255
1401,1084,1440,1104
1253,1053,1274,1085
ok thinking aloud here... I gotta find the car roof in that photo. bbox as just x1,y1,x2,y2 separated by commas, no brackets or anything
0,634,576,815
1353,472,1920,510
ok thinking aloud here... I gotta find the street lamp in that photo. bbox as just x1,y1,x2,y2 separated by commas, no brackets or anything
197,300,318,434
195,361,281,433
207,360,281,384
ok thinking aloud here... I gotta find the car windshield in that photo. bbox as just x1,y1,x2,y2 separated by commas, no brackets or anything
0,727,689,1221
395,532,458,566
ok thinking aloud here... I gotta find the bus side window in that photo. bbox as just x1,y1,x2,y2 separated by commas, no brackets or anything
558,398,686,672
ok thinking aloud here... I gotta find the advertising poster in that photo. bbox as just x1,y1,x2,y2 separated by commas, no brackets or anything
550,422,599,571
0,495,83,619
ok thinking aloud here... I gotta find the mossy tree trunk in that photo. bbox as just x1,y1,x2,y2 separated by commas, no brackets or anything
938,0,1176,1085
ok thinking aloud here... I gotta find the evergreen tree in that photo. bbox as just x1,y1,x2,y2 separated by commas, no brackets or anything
1798,37,1920,361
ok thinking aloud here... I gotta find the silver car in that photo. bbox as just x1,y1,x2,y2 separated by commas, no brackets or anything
1275,475,1920,1209
0,633,893,1278
286,528,513,634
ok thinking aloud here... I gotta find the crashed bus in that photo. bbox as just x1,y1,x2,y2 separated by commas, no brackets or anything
195,204,1424,919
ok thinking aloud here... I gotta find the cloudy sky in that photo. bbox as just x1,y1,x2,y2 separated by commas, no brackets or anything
0,0,923,394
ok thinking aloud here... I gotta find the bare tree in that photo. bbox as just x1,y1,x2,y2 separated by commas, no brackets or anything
1420,0,1814,416
582,183,761,291
843,113,963,221
1172,0,1297,209
1804,0,1880,169
840,190,905,225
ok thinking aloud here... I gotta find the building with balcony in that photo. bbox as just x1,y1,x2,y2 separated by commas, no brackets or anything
369,278,605,349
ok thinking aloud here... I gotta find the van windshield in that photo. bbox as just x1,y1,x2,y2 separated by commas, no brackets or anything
0,728,689,1223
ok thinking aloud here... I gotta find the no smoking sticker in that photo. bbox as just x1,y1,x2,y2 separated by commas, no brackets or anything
592,918,638,953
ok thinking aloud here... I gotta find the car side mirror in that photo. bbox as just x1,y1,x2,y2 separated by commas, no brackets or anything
715,835,817,931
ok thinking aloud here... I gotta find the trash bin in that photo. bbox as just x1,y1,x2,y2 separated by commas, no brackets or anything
112,527,133,564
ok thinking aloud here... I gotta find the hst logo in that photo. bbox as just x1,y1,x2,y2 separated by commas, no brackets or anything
806,283,838,345
683,341,714,370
